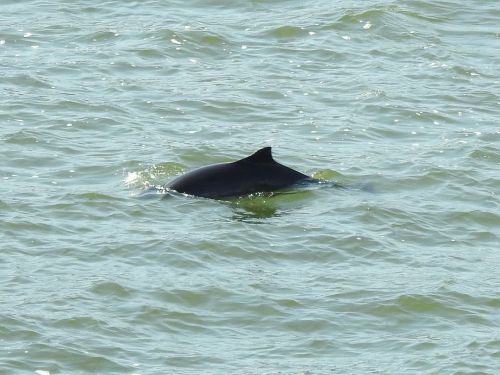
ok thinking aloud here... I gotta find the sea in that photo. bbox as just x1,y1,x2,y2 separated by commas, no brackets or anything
1,0,499,374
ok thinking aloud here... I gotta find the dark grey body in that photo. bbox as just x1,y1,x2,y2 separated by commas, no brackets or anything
165,147,312,199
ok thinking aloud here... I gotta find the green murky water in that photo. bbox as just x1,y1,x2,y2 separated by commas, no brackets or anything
1,0,499,374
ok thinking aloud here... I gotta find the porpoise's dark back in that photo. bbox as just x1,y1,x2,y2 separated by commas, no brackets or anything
165,147,310,199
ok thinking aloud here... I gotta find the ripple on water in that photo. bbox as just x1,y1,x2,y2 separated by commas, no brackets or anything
76,30,121,44
263,25,310,40
90,281,134,298
3,74,53,89
2,0,500,373
470,145,500,164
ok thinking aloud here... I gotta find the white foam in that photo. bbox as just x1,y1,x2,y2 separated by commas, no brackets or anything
124,171,139,185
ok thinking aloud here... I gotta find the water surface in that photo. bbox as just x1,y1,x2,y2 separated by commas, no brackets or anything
1,0,499,374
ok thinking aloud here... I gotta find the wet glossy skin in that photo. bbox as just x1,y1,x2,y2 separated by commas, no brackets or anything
165,147,311,199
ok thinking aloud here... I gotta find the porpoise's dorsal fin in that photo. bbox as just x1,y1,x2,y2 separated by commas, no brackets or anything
238,147,275,164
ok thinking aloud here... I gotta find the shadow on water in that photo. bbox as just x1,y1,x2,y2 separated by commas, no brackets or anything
135,187,318,221
228,190,316,222
226,177,374,222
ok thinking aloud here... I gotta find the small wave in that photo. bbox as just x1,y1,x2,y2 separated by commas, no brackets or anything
90,281,134,298
263,25,309,40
